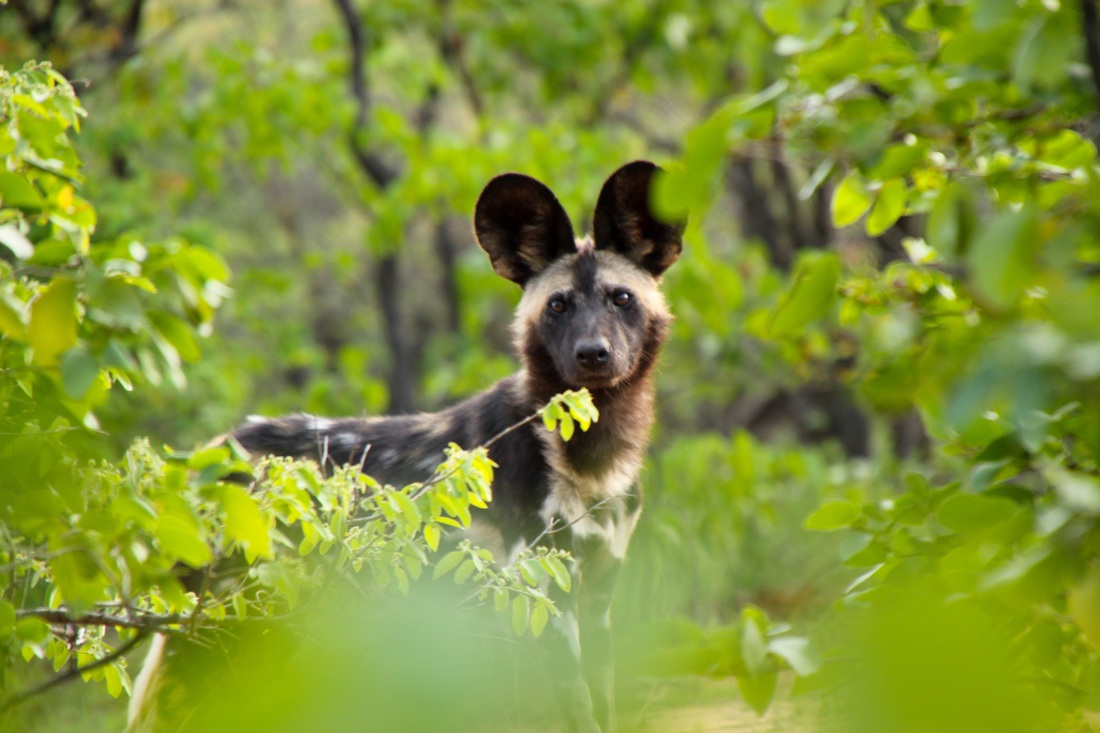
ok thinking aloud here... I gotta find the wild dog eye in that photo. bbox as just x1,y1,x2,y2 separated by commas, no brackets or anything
548,297,567,314
612,290,632,307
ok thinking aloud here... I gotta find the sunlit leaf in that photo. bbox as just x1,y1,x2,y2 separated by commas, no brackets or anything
832,172,872,228
805,500,861,531
219,484,273,561
531,603,549,638
29,277,78,366
866,178,907,236
768,636,821,676
0,170,44,209
156,513,213,568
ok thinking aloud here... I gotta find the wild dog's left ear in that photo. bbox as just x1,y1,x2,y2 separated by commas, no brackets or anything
592,161,684,277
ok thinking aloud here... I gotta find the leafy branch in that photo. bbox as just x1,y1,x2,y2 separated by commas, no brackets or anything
0,633,146,714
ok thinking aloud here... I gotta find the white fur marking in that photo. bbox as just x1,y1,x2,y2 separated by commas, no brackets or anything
310,416,335,432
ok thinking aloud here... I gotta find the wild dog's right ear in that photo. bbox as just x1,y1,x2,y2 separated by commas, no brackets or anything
593,161,684,277
474,173,577,286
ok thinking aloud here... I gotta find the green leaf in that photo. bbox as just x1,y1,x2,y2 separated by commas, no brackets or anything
1051,471,1100,516
804,500,860,531
0,294,27,340
741,617,768,677
149,311,201,362
104,663,124,698
870,143,927,180
188,445,230,471
653,115,729,220
60,348,99,400
454,559,475,584
432,550,465,579
520,559,546,586
392,490,423,524
558,412,575,441
966,208,1037,311
768,636,821,676
831,172,872,228
531,603,549,638
937,493,1017,533
974,433,1025,462
865,178,907,236
184,245,230,281
542,402,561,431
1012,14,1072,92
156,514,213,568
512,596,530,636
219,484,272,561
767,253,840,338
0,601,16,637
48,548,107,615
424,522,441,552
635,644,719,677
0,170,44,209
545,556,572,593
15,618,50,645
736,670,778,716
29,277,78,366
1028,129,1097,170
926,182,976,257
904,1,935,32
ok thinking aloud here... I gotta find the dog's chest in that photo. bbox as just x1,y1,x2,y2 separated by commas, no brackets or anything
536,433,644,561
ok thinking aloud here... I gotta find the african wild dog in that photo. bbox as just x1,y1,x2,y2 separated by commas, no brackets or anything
208,162,680,733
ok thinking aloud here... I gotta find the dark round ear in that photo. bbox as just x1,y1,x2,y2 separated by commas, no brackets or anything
474,173,577,286
592,161,684,277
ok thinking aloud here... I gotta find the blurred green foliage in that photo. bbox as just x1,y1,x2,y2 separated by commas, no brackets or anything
3,0,1100,730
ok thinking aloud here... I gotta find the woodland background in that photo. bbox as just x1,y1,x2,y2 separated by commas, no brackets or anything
2,0,1100,731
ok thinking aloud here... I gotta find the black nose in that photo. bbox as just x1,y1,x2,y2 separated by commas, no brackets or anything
575,339,610,366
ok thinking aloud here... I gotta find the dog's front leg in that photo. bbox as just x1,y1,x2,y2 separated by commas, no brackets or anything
544,580,602,733
578,553,621,733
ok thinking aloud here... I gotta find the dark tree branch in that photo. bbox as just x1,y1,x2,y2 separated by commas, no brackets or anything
728,157,786,269
74,0,109,26
435,218,462,335
111,0,147,62
376,255,415,413
17,608,186,633
331,0,398,188
770,156,809,250
1083,0,1100,113
0,633,147,714
9,0,59,50
331,0,445,413
437,0,484,119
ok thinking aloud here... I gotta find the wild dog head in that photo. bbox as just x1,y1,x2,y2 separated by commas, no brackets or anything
474,161,684,393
